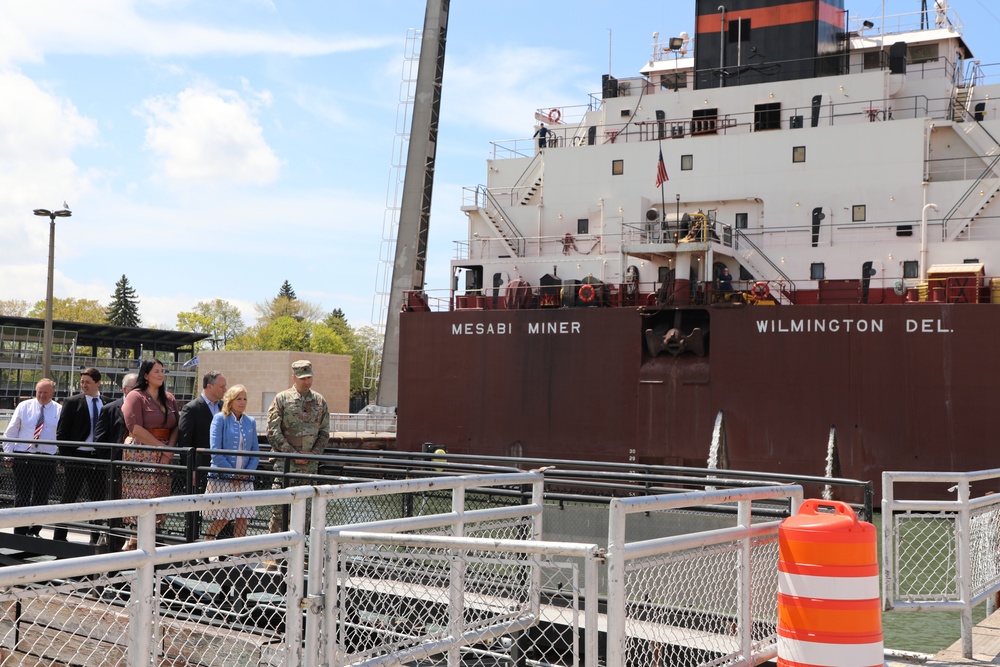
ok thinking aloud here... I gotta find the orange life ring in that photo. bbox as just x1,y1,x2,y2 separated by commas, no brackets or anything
579,283,596,303
548,108,561,123
752,281,771,300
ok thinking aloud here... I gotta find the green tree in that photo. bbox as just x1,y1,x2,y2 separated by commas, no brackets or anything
176,299,247,349
254,295,323,325
106,275,141,327
0,299,29,316
324,309,356,348
29,297,107,324
230,316,309,351
277,280,296,300
309,322,349,355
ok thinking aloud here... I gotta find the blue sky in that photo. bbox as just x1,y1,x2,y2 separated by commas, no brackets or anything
2,0,998,330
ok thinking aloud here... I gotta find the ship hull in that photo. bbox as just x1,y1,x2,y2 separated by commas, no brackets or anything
397,304,1000,487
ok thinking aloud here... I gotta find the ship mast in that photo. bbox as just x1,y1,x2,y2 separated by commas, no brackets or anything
376,0,450,408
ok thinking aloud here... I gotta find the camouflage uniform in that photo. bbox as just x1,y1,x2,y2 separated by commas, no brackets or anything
267,377,329,532
266,387,329,473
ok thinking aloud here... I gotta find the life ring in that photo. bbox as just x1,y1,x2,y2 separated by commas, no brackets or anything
578,283,596,303
548,108,561,123
751,281,771,300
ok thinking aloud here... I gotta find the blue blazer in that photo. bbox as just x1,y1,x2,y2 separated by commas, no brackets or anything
208,412,260,477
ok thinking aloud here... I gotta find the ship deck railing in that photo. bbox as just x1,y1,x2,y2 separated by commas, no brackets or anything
494,91,952,159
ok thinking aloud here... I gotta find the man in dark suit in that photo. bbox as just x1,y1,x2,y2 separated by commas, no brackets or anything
94,372,138,447
53,367,108,543
178,370,227,494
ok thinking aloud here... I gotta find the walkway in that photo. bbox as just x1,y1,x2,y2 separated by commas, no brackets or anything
886,611,1000,666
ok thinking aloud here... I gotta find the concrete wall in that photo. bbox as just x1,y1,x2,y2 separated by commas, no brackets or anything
196,350,350,413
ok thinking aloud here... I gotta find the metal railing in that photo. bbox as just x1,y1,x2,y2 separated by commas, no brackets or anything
0,472,544,667
606,484,804,667
0,466,811,667
882,469,1000,660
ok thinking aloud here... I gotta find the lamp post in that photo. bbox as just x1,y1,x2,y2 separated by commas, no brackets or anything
33,208,72,379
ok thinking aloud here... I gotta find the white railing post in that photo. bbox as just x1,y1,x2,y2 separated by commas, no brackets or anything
584,551,600,667
738,498,753,662
326,528,343,667
605,499,627,667
881,472,896,613
958,479,974,659
285,495,308,667
303,495,328,667
129,510,156,667
448,484,466,667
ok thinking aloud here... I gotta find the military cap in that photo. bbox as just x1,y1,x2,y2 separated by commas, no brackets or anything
292,360,313,378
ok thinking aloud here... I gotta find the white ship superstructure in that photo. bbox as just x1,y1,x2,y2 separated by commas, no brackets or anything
455,1,1000,307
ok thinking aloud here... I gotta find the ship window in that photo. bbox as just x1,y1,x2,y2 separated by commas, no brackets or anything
735,212,748,229
739,266,753,281
681,154,693,171
577,219,589,234
792,146,806,163
754,102,781,131
692,108,718,135
852,205,866,222
863,51,885,70
612,159,624,175
660,72,688,91
903,261,918,279
964,258,980,263
811,263,825,280
728,18,751,43
908,43,939,64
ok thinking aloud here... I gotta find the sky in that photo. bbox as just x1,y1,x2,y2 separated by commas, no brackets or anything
2,0,999,331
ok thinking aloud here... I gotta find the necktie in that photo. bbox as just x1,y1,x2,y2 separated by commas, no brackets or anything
91,397,99,441
33,406,44,440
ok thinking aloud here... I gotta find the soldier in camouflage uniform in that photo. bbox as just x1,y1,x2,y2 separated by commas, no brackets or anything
267,360,329,533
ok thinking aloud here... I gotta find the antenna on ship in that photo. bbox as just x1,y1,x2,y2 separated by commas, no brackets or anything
608,28,612,75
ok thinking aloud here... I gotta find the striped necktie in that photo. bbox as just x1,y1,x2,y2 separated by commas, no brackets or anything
33,406,44,440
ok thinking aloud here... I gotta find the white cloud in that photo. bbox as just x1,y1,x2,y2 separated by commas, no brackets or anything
0,1,393,66
443,46,590,136
0,70,97,255
139,86,281,185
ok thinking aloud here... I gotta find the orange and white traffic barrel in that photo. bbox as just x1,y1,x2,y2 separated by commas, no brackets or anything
777,499,882,667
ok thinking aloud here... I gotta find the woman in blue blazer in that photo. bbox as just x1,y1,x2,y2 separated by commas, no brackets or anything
203,385,260,538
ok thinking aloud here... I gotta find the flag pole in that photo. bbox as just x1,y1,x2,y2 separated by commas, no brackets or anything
658,138,667,238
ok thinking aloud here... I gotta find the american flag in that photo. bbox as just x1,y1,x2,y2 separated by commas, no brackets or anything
655,149,669,188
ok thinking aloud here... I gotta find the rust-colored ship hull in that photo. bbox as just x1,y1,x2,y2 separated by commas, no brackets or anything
397,303,998,487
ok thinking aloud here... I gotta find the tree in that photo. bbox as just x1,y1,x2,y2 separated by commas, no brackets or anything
28,298,107,324
254,295,324,325
230,316,309,351
176,299,247,349
0,299,29,316
106,275,141,327
324,309,356,348
277,280,296,300
309,322,349,355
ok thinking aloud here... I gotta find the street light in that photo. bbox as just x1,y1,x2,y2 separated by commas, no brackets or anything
33,208,72,379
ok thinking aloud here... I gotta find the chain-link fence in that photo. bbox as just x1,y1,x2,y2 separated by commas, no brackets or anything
882,468,1000,660
606,485,805,667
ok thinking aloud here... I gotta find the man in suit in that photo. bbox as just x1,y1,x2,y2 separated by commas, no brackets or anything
53,368,107,543
95,372,138,446
178,370,227,494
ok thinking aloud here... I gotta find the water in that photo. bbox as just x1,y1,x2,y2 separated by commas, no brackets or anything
873,512,989,655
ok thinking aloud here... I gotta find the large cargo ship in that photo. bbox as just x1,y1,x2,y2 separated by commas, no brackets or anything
396,0,1000,487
